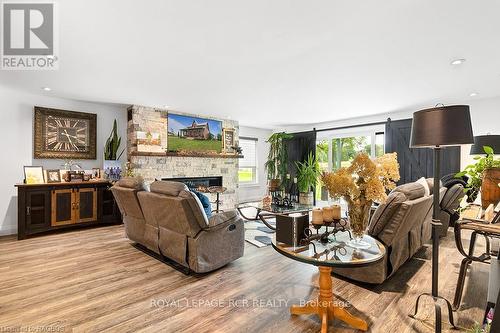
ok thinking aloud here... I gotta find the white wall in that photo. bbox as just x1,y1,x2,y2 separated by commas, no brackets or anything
280,96,500,170
0,85,127,236
460,97,500,168
238,126,272,203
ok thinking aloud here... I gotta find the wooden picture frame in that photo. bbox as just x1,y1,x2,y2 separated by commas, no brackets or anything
46,169,61,183
24,166,45,184
34,106,97,159
92,168,101,179
223,128,235,153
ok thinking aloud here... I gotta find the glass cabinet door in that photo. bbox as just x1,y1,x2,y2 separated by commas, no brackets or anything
51,189,75,226
26,190,51,230
77,188,97,223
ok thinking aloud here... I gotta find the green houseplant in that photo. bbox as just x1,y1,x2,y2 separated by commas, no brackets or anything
295,152,320,205
456,145,500,205
265,132,293,190
104,119,125,161
103,119,125,180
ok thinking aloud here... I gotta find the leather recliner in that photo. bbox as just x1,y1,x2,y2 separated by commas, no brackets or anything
111,178,244,273
436,174,467,237
333,180,445,284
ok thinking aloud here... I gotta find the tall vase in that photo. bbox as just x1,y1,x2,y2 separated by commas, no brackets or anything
347,201,372,249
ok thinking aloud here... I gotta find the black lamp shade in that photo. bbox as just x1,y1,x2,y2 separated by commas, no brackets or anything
410,105,474,148
470,135,500,155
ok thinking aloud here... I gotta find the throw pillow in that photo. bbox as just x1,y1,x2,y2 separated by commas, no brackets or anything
192,190,212,218
416,177,430,196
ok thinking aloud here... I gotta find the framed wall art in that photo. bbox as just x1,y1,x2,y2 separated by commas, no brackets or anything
223,128,235,153
45,169,61,183
34,106,97,159
24,166,45,184
167,113,223,153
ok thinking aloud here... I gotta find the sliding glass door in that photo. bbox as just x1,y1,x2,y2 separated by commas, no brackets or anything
315,129,385,202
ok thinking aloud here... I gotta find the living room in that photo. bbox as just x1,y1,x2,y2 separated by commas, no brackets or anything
1,1,500,332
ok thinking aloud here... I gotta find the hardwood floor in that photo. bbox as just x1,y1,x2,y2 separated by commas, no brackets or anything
0,224,489,332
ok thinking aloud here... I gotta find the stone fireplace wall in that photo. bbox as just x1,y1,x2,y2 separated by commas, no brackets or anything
127,105,240,209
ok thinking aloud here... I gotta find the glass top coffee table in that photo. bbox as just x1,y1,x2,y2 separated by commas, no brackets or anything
237,202,313,230
272,231,385,332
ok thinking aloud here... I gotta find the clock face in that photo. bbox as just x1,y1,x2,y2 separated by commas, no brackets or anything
44,116,90,152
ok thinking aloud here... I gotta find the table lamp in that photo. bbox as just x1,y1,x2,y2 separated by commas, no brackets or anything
409,105,474,332
470,135,500,155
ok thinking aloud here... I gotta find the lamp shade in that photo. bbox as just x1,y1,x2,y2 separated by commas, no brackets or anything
470,135,500,155
410,105,474,148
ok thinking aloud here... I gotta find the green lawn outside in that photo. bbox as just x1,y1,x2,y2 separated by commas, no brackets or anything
238,168,254,183
168,135,222,153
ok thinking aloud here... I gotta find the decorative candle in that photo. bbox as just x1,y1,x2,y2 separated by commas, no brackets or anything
311,208,324,225
322,206,334,223
331,204,341,220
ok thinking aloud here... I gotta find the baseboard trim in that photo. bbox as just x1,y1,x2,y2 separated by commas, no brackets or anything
0,228,17,237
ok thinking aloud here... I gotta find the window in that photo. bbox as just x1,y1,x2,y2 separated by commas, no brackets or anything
375,132,384,157
330,132,385,170
239,137,257,184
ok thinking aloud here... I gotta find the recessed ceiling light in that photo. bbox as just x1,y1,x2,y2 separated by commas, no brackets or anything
451,58,466,66
470,92,478,97
42,87,51,91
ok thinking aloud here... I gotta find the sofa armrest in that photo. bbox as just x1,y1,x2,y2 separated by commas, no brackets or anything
188,213,244,273
207,210,239,229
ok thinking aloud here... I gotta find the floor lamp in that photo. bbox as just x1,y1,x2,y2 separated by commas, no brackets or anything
470,135,500,155
409,105,474,332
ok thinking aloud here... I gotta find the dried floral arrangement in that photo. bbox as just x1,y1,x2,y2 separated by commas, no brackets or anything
321,152,400,241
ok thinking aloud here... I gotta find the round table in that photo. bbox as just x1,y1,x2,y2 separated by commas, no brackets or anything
271,231,385,333
197,186,227,213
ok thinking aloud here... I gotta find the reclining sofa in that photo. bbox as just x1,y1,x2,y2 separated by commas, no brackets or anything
334,180,444,284
111,178,244,273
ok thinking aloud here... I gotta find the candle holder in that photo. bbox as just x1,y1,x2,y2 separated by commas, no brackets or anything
303,218,352,246
311,223,323,234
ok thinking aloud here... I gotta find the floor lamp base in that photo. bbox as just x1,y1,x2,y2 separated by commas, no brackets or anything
409,293,457,332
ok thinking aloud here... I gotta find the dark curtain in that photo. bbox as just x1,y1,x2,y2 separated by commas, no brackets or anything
286,130,317,203
385,118,461,185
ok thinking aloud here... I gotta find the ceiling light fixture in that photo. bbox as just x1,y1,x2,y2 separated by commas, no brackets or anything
42,87,51,91
450,58,466,66
470,92,478,97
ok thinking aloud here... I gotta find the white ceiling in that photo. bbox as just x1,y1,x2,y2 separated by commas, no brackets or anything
2,0,500,128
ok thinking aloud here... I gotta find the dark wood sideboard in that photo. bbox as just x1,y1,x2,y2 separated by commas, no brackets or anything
15,180,122,240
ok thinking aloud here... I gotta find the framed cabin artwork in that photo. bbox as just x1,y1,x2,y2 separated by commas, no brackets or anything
167,113,223,153
34,106,97,159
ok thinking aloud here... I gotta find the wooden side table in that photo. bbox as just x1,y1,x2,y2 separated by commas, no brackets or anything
453,220,500,310
197,186,227,213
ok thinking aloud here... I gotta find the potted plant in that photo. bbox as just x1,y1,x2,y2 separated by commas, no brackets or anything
265,132,293,191
103,119,125,179
321,152,400,248
295,152,320,205
456,145,500,207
